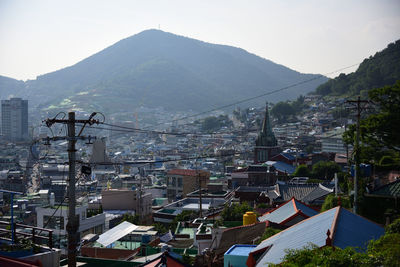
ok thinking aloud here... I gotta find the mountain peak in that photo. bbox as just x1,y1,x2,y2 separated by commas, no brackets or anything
15,31,328,112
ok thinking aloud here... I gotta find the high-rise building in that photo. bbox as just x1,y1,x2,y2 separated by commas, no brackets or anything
1,98,28,141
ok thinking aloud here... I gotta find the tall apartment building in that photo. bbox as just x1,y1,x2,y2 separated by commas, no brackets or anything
1,98,28,141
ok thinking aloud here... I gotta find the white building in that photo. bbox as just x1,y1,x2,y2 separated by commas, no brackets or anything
36,204,105,248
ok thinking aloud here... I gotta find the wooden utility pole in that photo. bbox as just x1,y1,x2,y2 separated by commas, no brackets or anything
67,112,78,267
346,97,369,214
198,172,203,218
44,112,99,267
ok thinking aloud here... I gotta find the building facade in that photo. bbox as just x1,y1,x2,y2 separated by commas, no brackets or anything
166,169,210,202
1,98,28,141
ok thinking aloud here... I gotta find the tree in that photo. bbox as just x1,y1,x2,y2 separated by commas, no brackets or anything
270,245,378,267
271,102,295,123
320,195,352,212
293,164,311,177
221,202,253,221
119,213,139,225
256,227,282,244
311,161,341,180
343,81,400,163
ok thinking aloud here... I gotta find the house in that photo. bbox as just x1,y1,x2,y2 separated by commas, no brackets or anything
258,197,318,226
247,206,384,266
224,245,257,267
101,189,152,220
137,251,190,267
270,153,296,166
153,197,226,224
166,169,210,201
36,204,105,250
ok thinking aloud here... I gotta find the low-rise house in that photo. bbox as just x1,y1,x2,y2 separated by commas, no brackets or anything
153,197,226,224
258,197,318,226
247,206,384,266
36,204,105,249
166,169,210,201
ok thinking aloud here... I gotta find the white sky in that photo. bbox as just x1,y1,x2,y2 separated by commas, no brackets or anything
0,0,399,81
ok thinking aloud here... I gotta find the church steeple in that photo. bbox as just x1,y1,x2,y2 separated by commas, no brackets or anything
256,102,277,147
254,102,279,163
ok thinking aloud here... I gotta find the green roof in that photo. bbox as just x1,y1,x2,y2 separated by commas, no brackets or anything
370,179,400,197
160,208,175,214
152,198,167,206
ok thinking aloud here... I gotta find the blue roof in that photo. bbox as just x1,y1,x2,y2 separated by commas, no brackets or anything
253,207,384,266
281,153,296,161
272,161,296,175
225,245,257,256
258,199,318,224
333,208,384,249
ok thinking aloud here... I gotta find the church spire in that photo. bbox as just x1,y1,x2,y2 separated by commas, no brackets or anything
256,102,277,147
261,102,272,135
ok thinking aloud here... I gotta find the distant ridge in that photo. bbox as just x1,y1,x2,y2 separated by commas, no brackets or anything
2,30,328,112
315,39,400,97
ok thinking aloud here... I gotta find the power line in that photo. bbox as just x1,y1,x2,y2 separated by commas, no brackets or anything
141,62,362,130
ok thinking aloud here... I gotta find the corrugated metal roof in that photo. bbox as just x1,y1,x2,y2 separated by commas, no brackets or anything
258,199,317,224
258,200,296,223
295,201,318,217
333,208,384,249
253,207,384,266
97,221,138,247
273,162,296,174
255,207,337,265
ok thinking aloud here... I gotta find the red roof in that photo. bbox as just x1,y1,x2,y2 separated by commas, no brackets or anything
167,169,209,177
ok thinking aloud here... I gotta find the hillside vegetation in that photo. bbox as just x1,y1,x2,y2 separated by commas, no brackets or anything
315,40,400,97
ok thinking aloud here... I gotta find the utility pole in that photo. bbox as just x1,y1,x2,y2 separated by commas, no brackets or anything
67,112,77,267
44,112,99,267
346,97,370,214
198,172,203,218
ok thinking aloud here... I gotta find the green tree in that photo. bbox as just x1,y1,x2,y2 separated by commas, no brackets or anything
271,102,295,123
320,195,352,212
152,223,168,234
119,213,139,225
270,245,378,267
343,81,400,164
221,202,253,221
311,161,341,180
293,164,311,177
256,227,282,244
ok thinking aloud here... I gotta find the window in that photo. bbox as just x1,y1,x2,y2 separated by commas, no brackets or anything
44,215,64,230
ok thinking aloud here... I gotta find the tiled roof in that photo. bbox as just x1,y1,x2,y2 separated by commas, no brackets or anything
167,169,209,177
258,198,318,224
277,183,319,202
302,184,334,203
369,179,400,197
250,207,384,266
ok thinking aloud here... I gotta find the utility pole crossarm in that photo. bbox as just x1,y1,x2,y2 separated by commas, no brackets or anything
42,112,101,267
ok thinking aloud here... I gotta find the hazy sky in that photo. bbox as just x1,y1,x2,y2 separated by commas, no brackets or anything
0,0,399,81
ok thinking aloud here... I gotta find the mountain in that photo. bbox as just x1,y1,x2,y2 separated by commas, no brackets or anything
17,30,328,112
0,75,25,100
315,39,400,97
